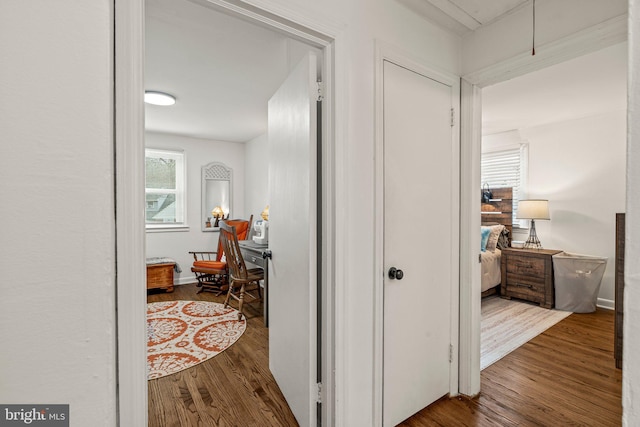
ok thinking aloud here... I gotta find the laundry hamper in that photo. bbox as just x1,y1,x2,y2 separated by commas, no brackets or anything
552,252,607,313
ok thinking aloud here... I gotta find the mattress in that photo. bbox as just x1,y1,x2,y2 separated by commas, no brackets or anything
481,248,502,292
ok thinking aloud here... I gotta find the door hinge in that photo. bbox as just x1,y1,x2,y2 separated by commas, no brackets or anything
450,108,455,127
315,382,323,403
449,344,453,363
316,81,324,102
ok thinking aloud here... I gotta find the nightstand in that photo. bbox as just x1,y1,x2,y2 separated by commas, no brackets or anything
501,248,562,309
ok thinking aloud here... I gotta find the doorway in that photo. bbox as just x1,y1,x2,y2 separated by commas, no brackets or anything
459,33,628,397
115,1,338,425
478,41,627,370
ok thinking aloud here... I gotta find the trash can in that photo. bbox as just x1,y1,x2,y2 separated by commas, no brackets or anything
552,252,607,313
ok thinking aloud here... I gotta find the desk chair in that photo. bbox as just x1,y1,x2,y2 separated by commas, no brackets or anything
189,216,253,294
219,221,264,320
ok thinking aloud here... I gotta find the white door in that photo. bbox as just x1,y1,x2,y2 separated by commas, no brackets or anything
268,52,318,427
383,60,456,426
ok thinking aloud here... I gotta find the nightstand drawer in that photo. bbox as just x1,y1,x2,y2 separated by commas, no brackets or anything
507,272,546,291
504,281,544,304
506,255,545,278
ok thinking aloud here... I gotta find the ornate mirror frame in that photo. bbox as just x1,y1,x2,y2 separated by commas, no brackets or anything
201,162,232,231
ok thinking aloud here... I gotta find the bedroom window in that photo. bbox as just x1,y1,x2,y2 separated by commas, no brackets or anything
481,143,528,228
145,148,186,229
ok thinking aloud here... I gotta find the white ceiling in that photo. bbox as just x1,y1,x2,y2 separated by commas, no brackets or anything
145,0,627,144
482,42,627,136
145,0,297,142
423,0,528,31
399,0,529,35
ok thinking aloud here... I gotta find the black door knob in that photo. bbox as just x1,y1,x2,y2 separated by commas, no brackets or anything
388,267,404,280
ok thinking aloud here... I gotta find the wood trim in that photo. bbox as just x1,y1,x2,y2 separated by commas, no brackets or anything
116,1,344,425
374,41,462,424
615,213,624,369
114,0,148,425
463,14,627,87
458,79,482,397
458,14,627,406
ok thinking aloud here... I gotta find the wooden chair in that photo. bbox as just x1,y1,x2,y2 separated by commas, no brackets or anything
219,221,264,320
189,216,253,294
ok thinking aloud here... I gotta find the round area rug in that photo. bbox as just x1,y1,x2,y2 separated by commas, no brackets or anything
147,300,246,380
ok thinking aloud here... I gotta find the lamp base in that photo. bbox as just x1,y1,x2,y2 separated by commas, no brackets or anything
523,219,543,249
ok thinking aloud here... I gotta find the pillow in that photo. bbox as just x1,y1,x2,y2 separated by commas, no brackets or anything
486,224,504,252
497,227,510,250
481,227,491,252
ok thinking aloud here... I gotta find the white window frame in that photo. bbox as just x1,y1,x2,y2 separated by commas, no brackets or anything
145,148,187,231
481,142,529,229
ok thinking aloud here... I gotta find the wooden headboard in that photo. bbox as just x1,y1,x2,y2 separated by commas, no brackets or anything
481,187,513,242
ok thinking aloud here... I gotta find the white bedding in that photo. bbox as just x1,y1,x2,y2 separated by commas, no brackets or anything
481,248,502,292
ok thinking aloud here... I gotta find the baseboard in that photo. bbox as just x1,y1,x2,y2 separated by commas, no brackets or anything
175,276,198,286
597,298,615,311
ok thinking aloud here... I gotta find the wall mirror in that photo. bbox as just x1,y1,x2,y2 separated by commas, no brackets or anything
201,162,232,231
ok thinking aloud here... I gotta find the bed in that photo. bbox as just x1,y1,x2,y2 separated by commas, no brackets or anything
480,187,513,296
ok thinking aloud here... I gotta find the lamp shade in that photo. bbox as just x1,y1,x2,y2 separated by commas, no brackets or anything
211,206,224,218
517,199,550,220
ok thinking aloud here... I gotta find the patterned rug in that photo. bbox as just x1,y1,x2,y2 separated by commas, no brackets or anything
481,296,572,370
147,300,246,380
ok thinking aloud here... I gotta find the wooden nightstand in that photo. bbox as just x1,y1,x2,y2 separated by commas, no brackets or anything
501,248,562,309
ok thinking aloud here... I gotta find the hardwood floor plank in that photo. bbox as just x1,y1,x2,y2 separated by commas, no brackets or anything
401,308,621,427
147,283,298,427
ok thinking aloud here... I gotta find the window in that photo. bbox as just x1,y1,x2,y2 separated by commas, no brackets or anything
481,143,528,228
145,148,186,228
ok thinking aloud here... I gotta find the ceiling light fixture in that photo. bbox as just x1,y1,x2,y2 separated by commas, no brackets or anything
144,91,176,106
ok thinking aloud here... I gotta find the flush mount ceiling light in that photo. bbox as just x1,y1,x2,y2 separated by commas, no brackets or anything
144,91,176,106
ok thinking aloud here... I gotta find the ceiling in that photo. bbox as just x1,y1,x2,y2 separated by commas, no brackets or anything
145,0,303,142
145,0,627,143
482,41,627,136
423,0,528,31
399,0,529,35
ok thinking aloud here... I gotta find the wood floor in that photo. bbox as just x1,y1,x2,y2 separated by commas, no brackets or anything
149,285,621,427
147,283,298,427
401,308,622,426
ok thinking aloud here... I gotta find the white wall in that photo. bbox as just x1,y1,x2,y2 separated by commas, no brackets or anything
6,0,640,425
244,133,269,225
485,110,627,307
624,1,640,424
0,0,117,425
2,0,461,425
145,132,245,284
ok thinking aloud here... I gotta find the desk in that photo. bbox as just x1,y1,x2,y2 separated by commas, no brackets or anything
238,240,271,326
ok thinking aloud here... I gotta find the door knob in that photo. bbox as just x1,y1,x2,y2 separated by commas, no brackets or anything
388,267,404,280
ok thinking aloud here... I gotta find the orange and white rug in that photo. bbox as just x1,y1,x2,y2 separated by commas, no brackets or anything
147,300,246,380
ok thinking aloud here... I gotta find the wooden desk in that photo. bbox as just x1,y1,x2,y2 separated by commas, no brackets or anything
238,240,271,326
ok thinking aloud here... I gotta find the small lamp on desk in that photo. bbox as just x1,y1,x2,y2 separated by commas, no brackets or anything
517,199,550,249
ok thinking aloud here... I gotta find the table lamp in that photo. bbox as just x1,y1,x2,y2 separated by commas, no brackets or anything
211,206,224,227
516,199,550,249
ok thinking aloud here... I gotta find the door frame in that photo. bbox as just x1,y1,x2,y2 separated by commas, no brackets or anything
114,1,347,425
373,41,461,425
457,15,627,397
